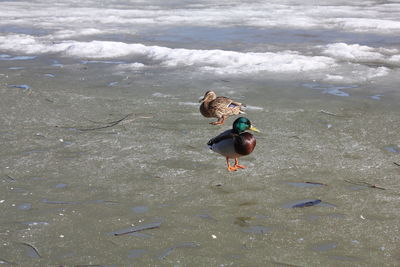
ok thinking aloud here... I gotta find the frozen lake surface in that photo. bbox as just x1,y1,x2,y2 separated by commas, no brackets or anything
1,0,400,266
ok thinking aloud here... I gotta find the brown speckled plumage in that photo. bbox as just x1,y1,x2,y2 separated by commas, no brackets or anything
199,91,245,125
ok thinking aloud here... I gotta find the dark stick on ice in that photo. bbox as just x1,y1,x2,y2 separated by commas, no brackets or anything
305,181,328,186
113,222,161,236
77,113,133,131
5,174,16,181
344,180,386,190
55,113,152,132
362,183,386,190
292,199,321,208
21,242,41,258
319,109,342,117
394,162,400,167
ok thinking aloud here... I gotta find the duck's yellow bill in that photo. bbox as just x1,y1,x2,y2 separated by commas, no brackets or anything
249,125,260,132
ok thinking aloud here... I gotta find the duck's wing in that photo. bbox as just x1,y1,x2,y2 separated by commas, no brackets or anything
210,97,246,115
228,99,244,107
212,97,240,107
207,129,235,146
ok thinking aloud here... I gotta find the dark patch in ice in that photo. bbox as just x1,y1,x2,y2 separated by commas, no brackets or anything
132,206,148,213
312,242,337,252
384,145,400,153
286,182,327,188
55,183,68,188
241,225,272,234
0,54,36,61
8,84,30,91
112,222,161,236
282,199,336,208
42,199,80,205
303,82,357,97
159,242,200,260
4,174,16,182
18,203,32,210
86,200,119,205
238,201,257,206
292,199,321,208
211,184,232,194
325,89,350,97
128,249,147,259
369,94,383,100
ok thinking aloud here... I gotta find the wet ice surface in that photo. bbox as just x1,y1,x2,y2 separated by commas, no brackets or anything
1,60,399,266
1,0,400,266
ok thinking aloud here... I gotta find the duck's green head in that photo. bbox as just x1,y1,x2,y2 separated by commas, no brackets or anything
232,117,260,134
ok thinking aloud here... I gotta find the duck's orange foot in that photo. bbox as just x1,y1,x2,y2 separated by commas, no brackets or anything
234,164,246,169
227,166,238,171
211,116,226,125
226,157,237,171
233,158,246,169
211,121,224,125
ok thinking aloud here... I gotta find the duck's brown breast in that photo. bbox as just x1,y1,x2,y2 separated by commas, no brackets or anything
200,102,214,117
234,132,256,155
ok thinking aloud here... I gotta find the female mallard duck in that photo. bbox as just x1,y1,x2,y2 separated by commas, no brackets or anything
199,91,246,125
207,117,259,171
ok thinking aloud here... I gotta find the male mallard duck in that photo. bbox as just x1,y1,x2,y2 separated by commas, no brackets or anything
207,117,259,171
199,91,246,125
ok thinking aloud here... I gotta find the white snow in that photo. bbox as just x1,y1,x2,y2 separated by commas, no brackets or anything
0,0,399,83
